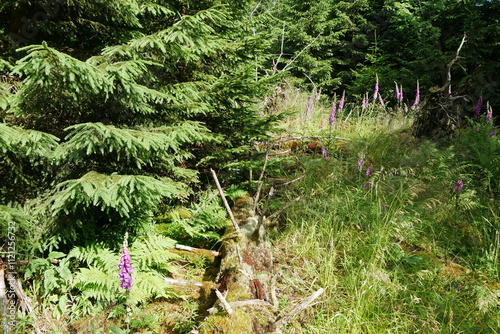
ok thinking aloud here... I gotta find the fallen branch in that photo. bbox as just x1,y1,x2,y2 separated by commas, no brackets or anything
275,135,350,143
268,196,301,221
275,288,325,329
175,244,220,257
210,169,241,235
215,289,234,315
253,149,270,212
164,277,203,287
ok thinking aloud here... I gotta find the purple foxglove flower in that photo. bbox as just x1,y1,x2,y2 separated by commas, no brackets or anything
399,84,403,101
305,94,314,120
316,88,322,101
488,132,496,138
118,235,133,291
378,94,385,107
474,96,483,119
395,82,400,101
455,180,463,192
362,93,369,110
373,75,379,100
329,103,337,125
357,157,364,172
339,90,346,111
363,181,371,189
321,145,328,159
486,106,492,122
366,167,372,177
411,80,420,110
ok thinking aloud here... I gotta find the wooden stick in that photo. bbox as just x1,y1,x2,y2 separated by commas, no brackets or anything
210,169,241,235
275,135,350,143
253,150,270,212
215,289,234,315
275,288,324,328
164,278,203,287
268,196,301,220
175,244,220,257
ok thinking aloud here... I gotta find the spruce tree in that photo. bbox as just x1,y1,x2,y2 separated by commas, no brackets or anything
0,0,280,251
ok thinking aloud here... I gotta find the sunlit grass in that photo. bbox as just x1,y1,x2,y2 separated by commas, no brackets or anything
272,88,500,333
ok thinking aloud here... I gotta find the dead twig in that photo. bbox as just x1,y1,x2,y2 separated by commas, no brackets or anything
215,289,234,315
275,288,325,328
268,196,301,221
210,169,241,235
175,244,220,257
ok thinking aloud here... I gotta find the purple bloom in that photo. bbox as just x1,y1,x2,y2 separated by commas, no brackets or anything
339,90,346,111
362,93,369,110
373,75,379,100
455,180,464,192
305,94,314,120
366,167,372,177
378,94,385,107
474,96,483,119
488,132,496,138
329,102,337,125
363,181,371,189
118,235,133,291
411,80,420,110
398,84,403,101
486,106,493,122
321,145,328,159
357,157,364,172
395,82,400,101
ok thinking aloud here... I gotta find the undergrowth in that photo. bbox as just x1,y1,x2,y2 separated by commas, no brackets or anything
272,88,500,333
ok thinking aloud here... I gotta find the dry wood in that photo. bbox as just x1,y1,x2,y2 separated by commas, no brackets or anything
268,196,301,220
175,244,220,257
275,288,325,329
215,289,234,315
276,135,350,142
164,278,203,287
210,168,241,235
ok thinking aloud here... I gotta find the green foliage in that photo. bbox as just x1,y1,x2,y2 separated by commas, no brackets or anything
67,235,180,314
156,191,230,244
270,90,500,332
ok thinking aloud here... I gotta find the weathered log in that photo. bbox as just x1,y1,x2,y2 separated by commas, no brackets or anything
198,196,278,334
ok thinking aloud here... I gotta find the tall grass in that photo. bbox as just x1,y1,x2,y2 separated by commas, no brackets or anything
272,88,500,333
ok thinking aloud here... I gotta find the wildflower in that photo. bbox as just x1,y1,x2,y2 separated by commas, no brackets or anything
488,132,496,138
316,88,322,101
398,84,403,101
373,75,379,100
363,181,371,189
474,96,483,119
411,80,420,110
486,105,493,122
362,93,369,110
357,157,364,172
366,167,372,177
305,93,314,120
339,90,346,111
321,145,328,159
378,94,385,107
329,102,337,125
118,233,133,291
395,82,400,101
455,180,464,192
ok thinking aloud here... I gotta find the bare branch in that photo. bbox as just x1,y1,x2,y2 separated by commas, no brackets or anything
276,288,325,328
215,289,234,315
210,169,241,235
